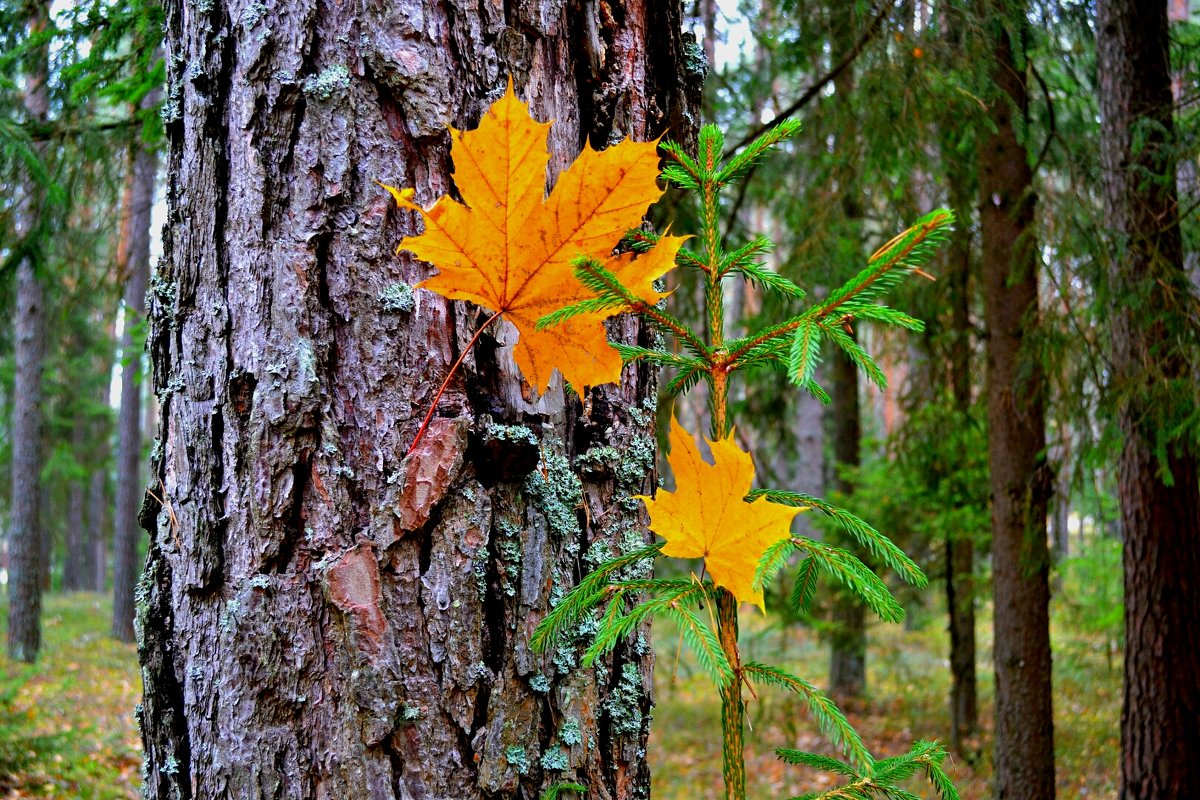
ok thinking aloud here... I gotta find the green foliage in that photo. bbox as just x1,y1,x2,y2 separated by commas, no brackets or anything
778,739,959,800
539,782,587,800
534,119,954,798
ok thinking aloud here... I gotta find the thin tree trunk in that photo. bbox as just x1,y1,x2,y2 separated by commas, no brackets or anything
945,168,978,760
1096,3,1200,798
111,125,158,642
976,3,1055,797
138,3,701,798
89,455,109,592
828,7,866,702
64,417,90,591
7,0,51,663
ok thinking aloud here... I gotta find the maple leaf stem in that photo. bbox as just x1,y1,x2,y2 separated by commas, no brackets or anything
406,309,504,457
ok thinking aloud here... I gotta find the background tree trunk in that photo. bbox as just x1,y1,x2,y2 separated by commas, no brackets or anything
828,8,866,703
976,3,1056,798
64,416,90,591
6,0,51,663
88,453,109,592
1096,3,1200,798
138,2,700,798
112,127,158,642
945,167,978,760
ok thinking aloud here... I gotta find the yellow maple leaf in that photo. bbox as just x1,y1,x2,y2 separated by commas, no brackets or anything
637,417,801,612
383,80,684,392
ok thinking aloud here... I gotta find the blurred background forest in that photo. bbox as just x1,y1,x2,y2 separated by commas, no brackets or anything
0,0,1197,797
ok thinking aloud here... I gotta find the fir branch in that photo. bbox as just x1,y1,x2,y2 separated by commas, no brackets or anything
753,537,798,592
743,662,871,766
748,489,926,588
821,323,888,391
789,556,820,615
665,606,734,686
775,750,862,780
788,320,823,388
664,364,705,397
539,782,587,800
611,343,706,372
716,118,802,186
530,545,661,653
790,536,905,623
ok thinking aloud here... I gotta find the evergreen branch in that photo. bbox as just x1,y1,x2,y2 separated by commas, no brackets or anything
748,489,926,588
665,606,734,686
789,556,820,615
583,581,709,666
537,296,629,328
803,380,832,405
788,321,823,387
569,257,709,356
753,537,799,592
743,662,871,766
821,323,888,391
790,537,905,623
837,301,924,332
663,364,705,397
610,343,705,372
660,139,701,180
716,118,803,186
817,209,954,321
775,750,862,780
732,261,808,301
530,545,661,653
662,163,701,190
540,782,587,800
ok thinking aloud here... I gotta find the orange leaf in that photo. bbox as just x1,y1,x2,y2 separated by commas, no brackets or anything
384,79,683,392
636,417,801,612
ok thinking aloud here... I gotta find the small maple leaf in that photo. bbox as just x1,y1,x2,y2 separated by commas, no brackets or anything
637,417,801,612
383,80,684,393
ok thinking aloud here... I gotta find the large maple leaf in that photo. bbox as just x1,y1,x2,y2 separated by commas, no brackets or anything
638,417,801,612
384,81,684,392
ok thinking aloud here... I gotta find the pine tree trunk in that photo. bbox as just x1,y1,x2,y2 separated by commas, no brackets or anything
976,3,1055,797
6,0,51,663
138,2,700,798
64,417,90,591
89,462,109,592
828,9,866,702
945,170,978,759
1096,3,1200,797
112,131,158,642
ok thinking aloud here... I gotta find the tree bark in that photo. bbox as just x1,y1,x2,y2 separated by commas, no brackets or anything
828,8,866,702
138,2,700,798
945,167,978,760
6,0,51,663
64,416,90,591
976,3,1056,797
89,451,109,592
1096,3,1200,798
112,123,159,642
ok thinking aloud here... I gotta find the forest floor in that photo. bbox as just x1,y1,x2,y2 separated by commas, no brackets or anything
650,597,1121,799
0,593,141,799
0,592,1118,799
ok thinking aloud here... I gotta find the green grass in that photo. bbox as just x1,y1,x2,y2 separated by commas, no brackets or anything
0,593,140,799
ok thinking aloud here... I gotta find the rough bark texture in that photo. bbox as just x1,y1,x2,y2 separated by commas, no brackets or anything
112,131,159,642
945,167,977,759
138,2,701,798
6,0,50,663
828,9,866,702
976,4,1055,798
1096,3,1200,798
